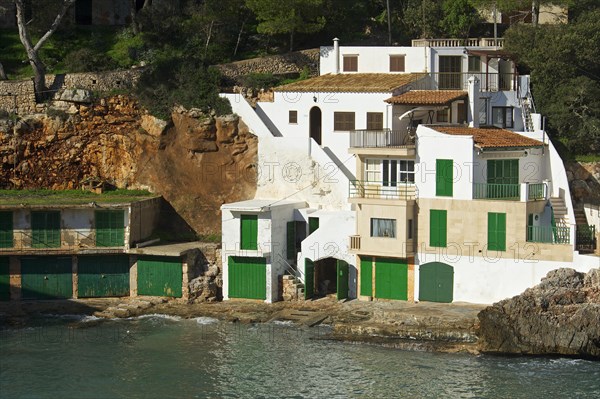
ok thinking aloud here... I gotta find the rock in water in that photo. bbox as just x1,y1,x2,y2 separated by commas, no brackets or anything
477,268,600,358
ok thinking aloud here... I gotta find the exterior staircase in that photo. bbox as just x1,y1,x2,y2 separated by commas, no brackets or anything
574,207,588,225
520,93,536,132
550,197,570,226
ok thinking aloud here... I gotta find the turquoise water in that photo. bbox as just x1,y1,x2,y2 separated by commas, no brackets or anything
1,314,599,398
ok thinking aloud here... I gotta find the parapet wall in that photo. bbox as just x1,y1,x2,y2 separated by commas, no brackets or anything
0,68,143,115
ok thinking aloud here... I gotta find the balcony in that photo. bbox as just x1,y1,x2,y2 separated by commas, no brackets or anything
349,129,414,148
473,182,548,202
349,180,418,201
527,225,571,245
411,72,515,91
412,38,504,48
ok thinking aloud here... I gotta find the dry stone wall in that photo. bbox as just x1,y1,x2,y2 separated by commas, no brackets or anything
0,68,143,115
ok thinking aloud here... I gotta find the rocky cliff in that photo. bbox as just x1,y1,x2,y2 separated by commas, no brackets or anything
0,96,257,235
477,268,600,359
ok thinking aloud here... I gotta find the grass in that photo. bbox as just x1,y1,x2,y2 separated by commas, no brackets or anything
0,189,156,206
575,154,600,162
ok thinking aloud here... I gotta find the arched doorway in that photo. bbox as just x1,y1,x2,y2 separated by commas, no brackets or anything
304,257,348,300
309,106,322,145
419,262,454,303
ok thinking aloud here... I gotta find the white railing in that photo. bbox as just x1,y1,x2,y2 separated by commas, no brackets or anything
411,38,504,48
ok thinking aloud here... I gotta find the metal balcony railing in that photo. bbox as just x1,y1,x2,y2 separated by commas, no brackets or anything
349,129,414,148
473,183,520,200
527,183,547,201
0,230,125,253
349,180,418,200
410,72,515,91
527,226,571,245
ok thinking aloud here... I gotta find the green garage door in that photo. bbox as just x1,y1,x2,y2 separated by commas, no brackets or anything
137,257,182,297
0,257,9,301
375,258,408,300
78,256,130,298
228,256,266,300
419,262,454,303
21,257,73,299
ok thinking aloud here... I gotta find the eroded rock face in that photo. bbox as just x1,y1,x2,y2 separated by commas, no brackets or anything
0,96,257,234
477,268,600,358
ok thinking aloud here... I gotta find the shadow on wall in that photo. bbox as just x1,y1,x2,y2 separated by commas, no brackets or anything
155,199,198,242
567,162,600,206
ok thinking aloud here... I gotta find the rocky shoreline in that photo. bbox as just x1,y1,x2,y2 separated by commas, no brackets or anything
1,268,598,359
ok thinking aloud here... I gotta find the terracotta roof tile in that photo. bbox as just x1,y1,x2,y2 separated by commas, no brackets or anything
385,90,467,105
274,73,426,93
428,126,544,149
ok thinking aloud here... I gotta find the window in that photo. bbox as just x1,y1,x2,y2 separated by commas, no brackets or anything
370,218,396,238
439,55,462,89
366,112,383,130
389,55,405,72
457,101,467,124
479,98,489,125
400,160,415,183
436,108,450,123
492,107,514,128
487,159,519,185
365,159,381,182
382,160,397,187
468,56,481,73
0,211,13,248
308,217,319,234
343,55,358,72
289,110,298,124
95,210,125,247
430,209,447,247
436,159,453,197
240,214,258,250
488,212,506,251
408,219,413,240
31,211,60,248
334,112,355,131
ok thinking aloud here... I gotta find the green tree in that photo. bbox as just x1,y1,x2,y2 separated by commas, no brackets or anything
246,0,326,51
442,0,481,38
470,0,572,26
504,8,600,153
402,0,443,39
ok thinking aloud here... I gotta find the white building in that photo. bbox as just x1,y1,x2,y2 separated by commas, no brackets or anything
220,38,598,304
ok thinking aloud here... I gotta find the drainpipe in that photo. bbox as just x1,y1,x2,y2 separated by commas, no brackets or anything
333,38,340,74
468,76,480,128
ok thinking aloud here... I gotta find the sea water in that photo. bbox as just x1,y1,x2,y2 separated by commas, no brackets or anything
1,315,599,398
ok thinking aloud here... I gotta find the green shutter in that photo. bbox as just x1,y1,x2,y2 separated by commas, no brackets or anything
488,212,506,251
96,210,125,247
360,257,373,296
488,159,518,184
31,211,60,248
430,209,447,248
304,258,314,300
308,217,319,234
436,159,453,197
240,214,258,250
0,211,13,248
287,221,296,261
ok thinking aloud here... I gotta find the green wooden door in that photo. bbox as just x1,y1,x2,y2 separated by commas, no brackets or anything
308,217,319,234
31,211,61,248
240,215,258,250
375,258,408,300
0,211,13,248
228,256,266,300
360,257,373,296
95,210,125,247
21,257,73,299
0,257,9,301
419,262,454,303
78,256,130,298
137,256,182,298
304,258,314,300
436,159,453,197
336,260,349,300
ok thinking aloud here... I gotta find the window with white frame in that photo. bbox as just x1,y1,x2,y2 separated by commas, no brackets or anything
468,55,481,73
370,218,396,238
492,106,514,128
366,159,415,184
399,160,415,183
365,159,381,182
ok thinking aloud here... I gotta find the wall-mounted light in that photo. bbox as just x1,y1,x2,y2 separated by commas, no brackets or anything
313,95,317,103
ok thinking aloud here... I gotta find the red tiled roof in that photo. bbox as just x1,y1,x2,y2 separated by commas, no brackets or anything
385,90,467,105
428,126,544,149
274,73,426,93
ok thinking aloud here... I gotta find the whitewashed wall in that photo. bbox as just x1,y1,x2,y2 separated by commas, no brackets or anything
320,45,430,74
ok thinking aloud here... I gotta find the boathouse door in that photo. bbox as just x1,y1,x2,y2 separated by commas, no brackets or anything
309,107,322,145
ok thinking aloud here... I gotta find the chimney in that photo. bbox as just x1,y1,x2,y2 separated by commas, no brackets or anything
333,38,340,74
468,76,480,128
